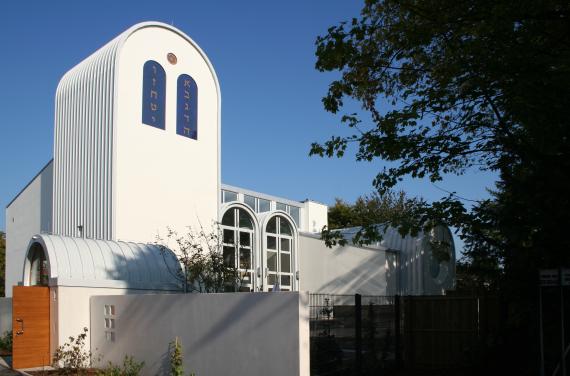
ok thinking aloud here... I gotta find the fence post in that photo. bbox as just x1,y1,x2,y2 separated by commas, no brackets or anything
395,294,402,368
355,293,362,375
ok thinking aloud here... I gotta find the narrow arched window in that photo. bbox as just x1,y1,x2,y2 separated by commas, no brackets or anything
221,207,255,291
28,243,49,286
142,60,166,129
265,216,294,291
177,74,198,139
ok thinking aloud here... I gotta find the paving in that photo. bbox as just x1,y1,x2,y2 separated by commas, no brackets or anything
0,357,19,376
0,368,19,376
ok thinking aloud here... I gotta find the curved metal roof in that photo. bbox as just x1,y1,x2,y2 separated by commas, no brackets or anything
330,225,455,254
25,234,182,291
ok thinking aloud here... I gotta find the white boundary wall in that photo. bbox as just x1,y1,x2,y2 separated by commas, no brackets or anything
90,292,310,376
299,234,397,295
0,298,12,334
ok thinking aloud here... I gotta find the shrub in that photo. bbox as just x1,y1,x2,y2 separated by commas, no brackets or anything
170,337,184,376
97,355,145,376
169,337,195,376
52,327,92,375
0,330,12,352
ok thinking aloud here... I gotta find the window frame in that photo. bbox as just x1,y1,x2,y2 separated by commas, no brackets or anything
220,206,256,291
263,215,296,292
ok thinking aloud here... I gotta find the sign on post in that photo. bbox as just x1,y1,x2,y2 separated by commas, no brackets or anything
539,269,570,287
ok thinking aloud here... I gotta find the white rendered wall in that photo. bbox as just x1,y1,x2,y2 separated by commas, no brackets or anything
302,200,328,233
114,25,220,242
298,234,397,295
54,286,165,356
90,293,310,376
5,162,53,297
0,298,12,334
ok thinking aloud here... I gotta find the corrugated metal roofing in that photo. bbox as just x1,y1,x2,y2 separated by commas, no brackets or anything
27,234,182,290
334,225,422,252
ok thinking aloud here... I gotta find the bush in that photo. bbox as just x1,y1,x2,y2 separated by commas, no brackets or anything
169,337,195,376
0,330,12,353
97,355,144,376
170,337,184,376
52,327,92,375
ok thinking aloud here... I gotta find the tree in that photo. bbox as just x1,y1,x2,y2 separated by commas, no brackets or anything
311,0,570,273
156,226,243,293
310,0,570,251
311,1,570,373
324,190,427,246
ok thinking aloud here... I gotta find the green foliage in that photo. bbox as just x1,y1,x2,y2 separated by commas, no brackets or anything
52,327,92,375
97,355,145,376
328,190,419,230
311,0,570,262
156,226,242,293
312,0,569,192
0,231,5,297
0,330,12,353
324,190,428,246
312,0,570,372
169,337,194,376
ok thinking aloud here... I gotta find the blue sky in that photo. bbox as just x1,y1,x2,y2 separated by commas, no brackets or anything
0,1,496,251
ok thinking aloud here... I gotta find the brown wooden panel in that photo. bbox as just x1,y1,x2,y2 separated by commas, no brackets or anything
12,286,50,369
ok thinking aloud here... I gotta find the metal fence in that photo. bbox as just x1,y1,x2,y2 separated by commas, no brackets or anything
309,293,500,375
309,293,398,376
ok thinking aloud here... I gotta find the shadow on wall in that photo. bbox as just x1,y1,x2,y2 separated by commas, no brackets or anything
317,249,396,295
90,285,308,375
82,239,308,374
0,298,12,335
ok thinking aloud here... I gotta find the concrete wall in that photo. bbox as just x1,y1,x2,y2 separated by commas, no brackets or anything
0,298,12,334
5,161,53,297
298,234,397,295
53,286,168,357
90,292,310,376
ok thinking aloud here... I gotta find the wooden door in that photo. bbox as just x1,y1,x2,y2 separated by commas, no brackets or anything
12,286,50,369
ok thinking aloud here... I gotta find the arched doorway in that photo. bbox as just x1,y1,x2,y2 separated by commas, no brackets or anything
25,242,49,286
221,206,257,291
263,215,297,291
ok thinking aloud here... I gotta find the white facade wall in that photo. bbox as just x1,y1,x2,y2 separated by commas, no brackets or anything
302,200,328,233
5,161,53,297
90,292,310,376
316,225,457,295
114,25,220,243
298,234,397,295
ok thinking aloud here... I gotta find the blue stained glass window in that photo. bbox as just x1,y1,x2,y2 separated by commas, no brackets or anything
177,74,198,139
141,60,166,129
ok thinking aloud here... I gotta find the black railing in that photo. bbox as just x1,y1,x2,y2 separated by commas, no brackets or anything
309,293,399,376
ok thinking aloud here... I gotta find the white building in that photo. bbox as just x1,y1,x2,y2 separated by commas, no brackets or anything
3,21,455,369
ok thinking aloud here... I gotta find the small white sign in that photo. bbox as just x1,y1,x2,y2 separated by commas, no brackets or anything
563,270,570,287
540,269,570,287
540,269,559,286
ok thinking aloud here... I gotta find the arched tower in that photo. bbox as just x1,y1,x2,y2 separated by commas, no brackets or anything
52,22,221,242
